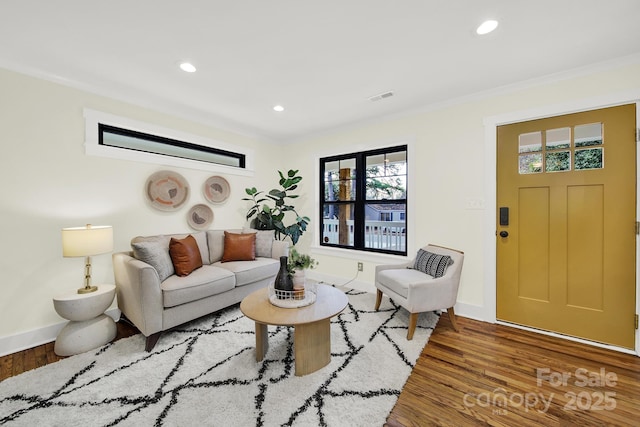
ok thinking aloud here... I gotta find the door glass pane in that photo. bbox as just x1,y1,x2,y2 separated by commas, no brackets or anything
575,148,603,170
365,150,407,200
546,151,571,172
322,204,354,247
575,123,603,147
519,153,543,174
324,158,356,201
546,127,571,150
519,131,542,153
364,203,406,252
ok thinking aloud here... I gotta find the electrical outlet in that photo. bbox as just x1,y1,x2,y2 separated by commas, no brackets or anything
357,262,363,272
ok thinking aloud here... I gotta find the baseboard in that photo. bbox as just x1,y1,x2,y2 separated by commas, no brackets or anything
0,308,121,357
453,301,490,323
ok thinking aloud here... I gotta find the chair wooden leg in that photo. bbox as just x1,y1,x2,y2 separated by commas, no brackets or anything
447,307,460,332
407,312,418,340
374,289,383,311
145,332,162,352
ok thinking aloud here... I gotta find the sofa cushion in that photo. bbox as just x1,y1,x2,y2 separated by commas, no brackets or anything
206,229,242,263
377,268,433,299
207,230,225,263
131,235,174,282
214,258,279,287
243,228,275,258
222,231,256,262
413,249,453,278
169,235,203,276
171,231,209,265
161,265,236,308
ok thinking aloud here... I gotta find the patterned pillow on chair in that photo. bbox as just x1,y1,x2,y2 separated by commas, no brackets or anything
413,249,453,278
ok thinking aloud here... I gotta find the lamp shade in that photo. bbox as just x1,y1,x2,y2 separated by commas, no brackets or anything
62,225,113,257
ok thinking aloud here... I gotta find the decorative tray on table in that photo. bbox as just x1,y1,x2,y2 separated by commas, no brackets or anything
268,281,317,308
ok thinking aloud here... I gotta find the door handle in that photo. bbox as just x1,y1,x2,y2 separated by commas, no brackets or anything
499,230,509,238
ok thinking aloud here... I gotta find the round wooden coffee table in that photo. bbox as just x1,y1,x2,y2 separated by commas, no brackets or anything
240,284,348,376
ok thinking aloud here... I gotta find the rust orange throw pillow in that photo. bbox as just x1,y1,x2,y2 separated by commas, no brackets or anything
169,235,203,276
222,231,256,262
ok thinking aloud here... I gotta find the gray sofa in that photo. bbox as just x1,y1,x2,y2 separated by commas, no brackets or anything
112,229,289,351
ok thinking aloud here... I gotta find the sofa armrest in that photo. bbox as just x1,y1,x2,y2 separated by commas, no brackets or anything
271,240,291,259
112,251,164,337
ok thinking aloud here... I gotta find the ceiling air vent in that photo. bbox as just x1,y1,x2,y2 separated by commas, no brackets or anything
368,91,394,102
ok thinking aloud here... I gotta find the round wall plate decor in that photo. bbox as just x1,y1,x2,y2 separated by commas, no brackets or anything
145,170,189,211
203,175,230,204
187,204,214,230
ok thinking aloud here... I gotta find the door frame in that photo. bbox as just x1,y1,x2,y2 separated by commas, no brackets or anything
483,90,640,355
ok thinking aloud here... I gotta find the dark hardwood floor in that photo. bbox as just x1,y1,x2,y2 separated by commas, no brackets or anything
0,320,139,382
2,315,639,426
387,314,640,427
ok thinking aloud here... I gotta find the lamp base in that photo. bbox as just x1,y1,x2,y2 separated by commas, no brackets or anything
77,285,98,294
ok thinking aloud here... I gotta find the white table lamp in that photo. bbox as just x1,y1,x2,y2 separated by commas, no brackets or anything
62,224,113,294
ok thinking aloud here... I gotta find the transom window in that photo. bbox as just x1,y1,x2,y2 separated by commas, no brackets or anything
99,124,245,168
320,145,407,255
84,108,254,176
519,122,603,174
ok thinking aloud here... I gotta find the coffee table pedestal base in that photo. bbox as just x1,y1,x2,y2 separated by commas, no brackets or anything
294,319,330,376
255,323,269,361
253,319,331,376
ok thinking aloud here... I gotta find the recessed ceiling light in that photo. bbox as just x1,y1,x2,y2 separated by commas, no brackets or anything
179,62,197,73
476,20,498,35
273,105,285,112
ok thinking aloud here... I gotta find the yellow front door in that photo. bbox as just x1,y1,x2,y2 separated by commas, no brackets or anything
497,104,636,349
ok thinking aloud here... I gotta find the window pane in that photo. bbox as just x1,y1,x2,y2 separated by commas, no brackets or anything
324,179,355,201
546,151,571,172
575,123,603,147
575,148,603,170
519,153,542,174
546,127,571,150
100,125,244,168
365,150,407,200
322,204,354,247
366,154,385,174
324,158,356,201
364,203,406,252
324,160,340,181
519,131,542,153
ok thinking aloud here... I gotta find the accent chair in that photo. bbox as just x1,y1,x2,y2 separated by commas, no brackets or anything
374,244,464,339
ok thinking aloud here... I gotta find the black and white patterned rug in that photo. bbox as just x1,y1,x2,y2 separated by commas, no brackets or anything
0,288,438,426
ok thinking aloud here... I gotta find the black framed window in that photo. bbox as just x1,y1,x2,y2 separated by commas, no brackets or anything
99,124,245,168
320,145,407,255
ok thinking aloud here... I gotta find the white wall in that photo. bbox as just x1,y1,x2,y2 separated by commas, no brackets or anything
289,58,640,319
0,68,281,354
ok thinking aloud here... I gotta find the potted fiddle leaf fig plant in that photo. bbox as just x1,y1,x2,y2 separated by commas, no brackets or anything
243,169,310,245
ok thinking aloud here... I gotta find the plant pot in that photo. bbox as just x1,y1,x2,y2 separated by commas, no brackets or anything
292,270,306,300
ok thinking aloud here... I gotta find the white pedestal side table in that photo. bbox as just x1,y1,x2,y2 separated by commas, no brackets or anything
53,284,117,356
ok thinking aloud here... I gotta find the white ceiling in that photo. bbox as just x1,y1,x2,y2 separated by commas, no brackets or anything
2,1,640,143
